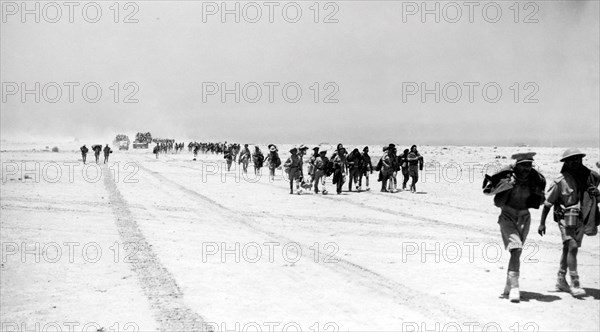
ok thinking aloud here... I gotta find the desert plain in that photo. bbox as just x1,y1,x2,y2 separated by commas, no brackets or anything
1,140,599,332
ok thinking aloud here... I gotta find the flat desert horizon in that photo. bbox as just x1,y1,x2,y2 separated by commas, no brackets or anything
1,138,599,331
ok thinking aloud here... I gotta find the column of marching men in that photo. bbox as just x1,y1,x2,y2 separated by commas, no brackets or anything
173,141,425,195
77,140,600,303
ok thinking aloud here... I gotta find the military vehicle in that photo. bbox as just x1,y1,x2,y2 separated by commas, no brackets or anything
133,132,152,149
113,134,130,150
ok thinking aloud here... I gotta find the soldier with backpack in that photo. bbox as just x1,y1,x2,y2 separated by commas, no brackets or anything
331,147,347,194
103,144,112,164
92,145,102,164
265,144,281,181
224,147,234,171
239,144,251,174
252,146,265,176
359,146,373,191
398,148,410,190
313,149,331,194
347,148,363,192
80,145,89,164
284,147,303,194
407,145,424,193
378,146,395,192
483,152,546,303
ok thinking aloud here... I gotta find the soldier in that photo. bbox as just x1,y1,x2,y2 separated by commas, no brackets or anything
347,148,363,192
224,147,234,171
482,152,546,303
153,144,160,159
193,144,200,161
252,146,264,176
331,147,347,194
239,144,251,174
398,149,410,190
80,145,89,164
264,144,281,181
284,147,303,194
407,145,423,193
380,146,395,192
313,149,330,194
387,144,399,192
92,145,102,164
359,146,373,191
307,147,320,187
538,148,600,298
103,144,112,164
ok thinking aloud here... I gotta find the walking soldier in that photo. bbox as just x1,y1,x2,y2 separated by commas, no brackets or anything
483,152,546,302
538,148,600,298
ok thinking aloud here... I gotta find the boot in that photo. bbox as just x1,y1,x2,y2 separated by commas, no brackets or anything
502,273,510,297
569,271,586,298
556,269,570,292
508,271,520,303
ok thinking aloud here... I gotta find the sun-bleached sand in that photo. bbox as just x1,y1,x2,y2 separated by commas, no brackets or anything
1,141,599,331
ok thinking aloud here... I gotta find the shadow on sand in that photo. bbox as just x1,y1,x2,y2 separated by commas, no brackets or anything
519,291,562,302
583,288,600,300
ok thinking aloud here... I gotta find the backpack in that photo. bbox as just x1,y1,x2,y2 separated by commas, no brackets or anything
375,158,383,172
273,156,281,168
324,161,335,177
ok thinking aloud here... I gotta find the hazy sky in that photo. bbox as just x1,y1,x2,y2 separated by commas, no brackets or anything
1,0,599,146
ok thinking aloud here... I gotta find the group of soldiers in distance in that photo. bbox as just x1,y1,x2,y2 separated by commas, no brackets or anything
152,139,185,155
79,144,112,164
81,137,600,304
170,141,424,195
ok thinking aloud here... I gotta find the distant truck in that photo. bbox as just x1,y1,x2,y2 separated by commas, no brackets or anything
133,141,149,149
133,132,152,149
113,134,130,150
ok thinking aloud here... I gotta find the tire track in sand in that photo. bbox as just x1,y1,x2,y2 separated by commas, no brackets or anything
139,163,480,324
102,164,205,331
171,161,496,237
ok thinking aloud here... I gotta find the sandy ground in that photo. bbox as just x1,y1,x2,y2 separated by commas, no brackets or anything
1,142,599,332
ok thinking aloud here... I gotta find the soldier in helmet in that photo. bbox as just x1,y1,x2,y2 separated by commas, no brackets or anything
284,147,303,194
264,144,281,181
313,149,330,194
483,152,546,303
538,148,600,298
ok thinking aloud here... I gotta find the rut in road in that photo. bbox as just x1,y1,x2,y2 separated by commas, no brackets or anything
166,160,600,259
103,164,206,331
170,161,498,237
139,163,480,324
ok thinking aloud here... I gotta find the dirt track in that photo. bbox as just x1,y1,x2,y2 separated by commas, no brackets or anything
1,147,599,331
